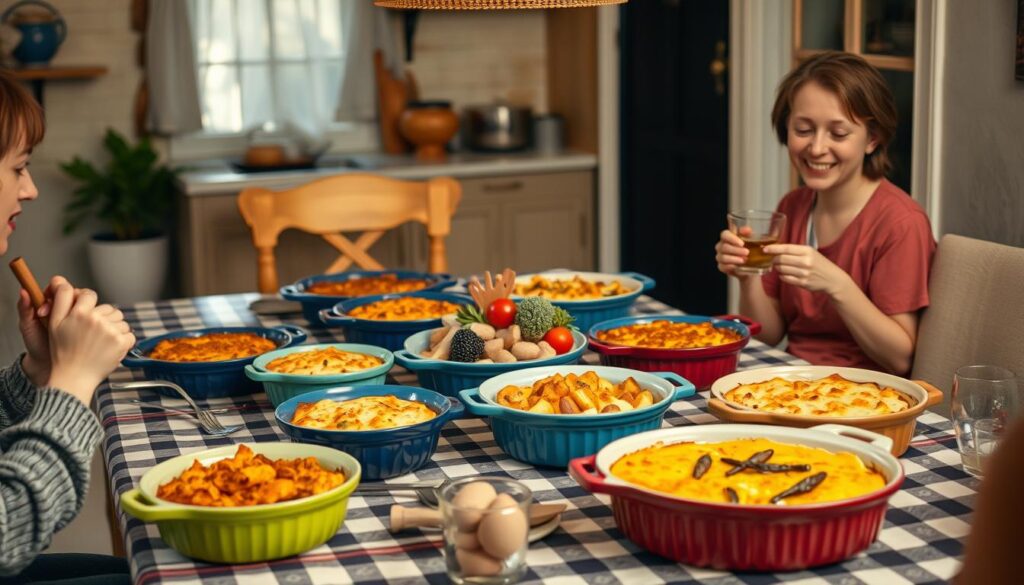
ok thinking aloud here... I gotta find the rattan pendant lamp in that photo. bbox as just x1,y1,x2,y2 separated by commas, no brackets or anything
375,0,625,8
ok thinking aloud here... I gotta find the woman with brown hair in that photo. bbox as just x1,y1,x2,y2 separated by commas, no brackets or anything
0,70,134,583
715,51,935,375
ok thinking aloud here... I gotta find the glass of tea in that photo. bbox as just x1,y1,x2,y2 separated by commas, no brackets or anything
727,210,787,275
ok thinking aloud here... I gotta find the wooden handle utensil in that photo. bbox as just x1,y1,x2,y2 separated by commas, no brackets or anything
9,257,47,326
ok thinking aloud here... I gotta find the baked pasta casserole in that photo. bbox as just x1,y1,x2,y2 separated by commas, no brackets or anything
495,370,655,415
305,274,432,297
723,374,912,417
513,275,632,300
157,444,346,507
595,320,743,349
291,395,437,431
148,333,277,362
347,297,463,321
611,438,885,505
265,347,384,375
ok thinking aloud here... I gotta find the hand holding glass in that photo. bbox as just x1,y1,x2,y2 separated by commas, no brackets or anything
727,210,787,275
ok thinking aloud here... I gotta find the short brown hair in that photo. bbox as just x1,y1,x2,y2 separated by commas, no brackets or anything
771,51,897,180
0,69,45,161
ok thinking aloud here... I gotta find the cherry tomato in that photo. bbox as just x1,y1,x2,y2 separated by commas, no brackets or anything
486,298,517,329
543,326,575,355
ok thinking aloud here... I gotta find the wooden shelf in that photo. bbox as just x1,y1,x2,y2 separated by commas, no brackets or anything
3,65,108,106
7,65,108,81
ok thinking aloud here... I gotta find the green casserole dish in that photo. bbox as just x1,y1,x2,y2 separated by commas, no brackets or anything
120,442,361,563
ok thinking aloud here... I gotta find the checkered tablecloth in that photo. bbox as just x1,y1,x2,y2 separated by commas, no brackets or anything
96,293,974,585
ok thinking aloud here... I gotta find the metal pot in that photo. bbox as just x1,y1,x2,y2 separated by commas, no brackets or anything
462,103,533,152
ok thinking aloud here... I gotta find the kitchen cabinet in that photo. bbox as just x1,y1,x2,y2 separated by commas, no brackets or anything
177,169,595,296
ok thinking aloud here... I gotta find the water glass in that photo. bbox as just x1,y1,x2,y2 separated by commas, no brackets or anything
440,477,531,585
951,365,1020,477
727,210,787,275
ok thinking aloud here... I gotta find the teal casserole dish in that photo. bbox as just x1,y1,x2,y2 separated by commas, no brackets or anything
280,270,456,325
122,325,308,398
244,343,394,407
319,291,473,351
274,385,464,480
393,328,587,397
511,271,656,332
459,365,695,468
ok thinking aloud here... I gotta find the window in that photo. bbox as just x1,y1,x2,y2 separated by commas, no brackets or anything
174,0,377,159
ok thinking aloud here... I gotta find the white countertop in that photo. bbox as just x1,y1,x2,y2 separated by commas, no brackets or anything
177,150,597,196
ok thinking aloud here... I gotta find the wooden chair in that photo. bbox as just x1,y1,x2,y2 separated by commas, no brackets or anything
237,174,462,293
910,234,1024,416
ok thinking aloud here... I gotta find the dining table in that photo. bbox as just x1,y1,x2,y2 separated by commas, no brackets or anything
96,291,976,584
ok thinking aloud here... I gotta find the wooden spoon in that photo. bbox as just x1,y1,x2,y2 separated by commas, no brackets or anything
389,502,566,533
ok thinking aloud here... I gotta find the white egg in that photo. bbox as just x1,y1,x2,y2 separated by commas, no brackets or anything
451,481,498,531
476,493,528,559
455,547,503,577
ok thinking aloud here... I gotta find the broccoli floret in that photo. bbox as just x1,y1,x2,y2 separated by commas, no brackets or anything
515,297,555,341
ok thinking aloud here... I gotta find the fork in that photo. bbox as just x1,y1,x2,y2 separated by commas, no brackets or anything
109,381,244,436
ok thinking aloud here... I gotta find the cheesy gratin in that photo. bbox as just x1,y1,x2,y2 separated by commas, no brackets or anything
265,347,384,375
148,333,277,362
513,275,632,300
290,396,437,431
723,374,912,417
347,297,463,321
611,438,885,505
596,320,743,349
305,275,431,297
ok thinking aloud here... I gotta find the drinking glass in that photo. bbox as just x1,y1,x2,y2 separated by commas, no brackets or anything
440,477,531,585
727,210,787,275
951,365,1020,478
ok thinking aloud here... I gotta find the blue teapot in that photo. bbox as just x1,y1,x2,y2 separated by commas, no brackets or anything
1,0,66,66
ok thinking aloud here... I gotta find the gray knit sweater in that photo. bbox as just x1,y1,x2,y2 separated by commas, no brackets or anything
0,356,102,576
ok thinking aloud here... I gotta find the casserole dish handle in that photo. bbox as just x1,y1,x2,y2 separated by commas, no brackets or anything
244,364,281,382
651,372,696,399
810,424,895,454
618,272,656,293
121,489,192,521
912,380,945,408
441,397,466,421
319,307,355,326
279,284,303,299
568,455,636,498
714,314,762,336
393,350,446,371
275,325,308,346
121,347,150,368
458,388,503,417
706,398,777,423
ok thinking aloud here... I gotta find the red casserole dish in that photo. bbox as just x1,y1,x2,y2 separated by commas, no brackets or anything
587,314,761,389
569,423,904,571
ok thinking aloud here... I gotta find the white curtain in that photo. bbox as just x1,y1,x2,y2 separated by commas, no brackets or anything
182,0,384,138
146,0,203,135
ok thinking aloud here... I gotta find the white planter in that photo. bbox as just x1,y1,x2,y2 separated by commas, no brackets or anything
87,234,169,305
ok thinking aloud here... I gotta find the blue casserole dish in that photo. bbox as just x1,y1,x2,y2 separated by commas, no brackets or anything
280,270,456,325
511,271,656,332
275,385,465,480
122,325,308,399
459,365,695,468
244,343,395,407
319,291,473,351
393,329,587,397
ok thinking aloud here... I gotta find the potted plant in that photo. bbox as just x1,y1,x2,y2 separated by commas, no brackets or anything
61,128,179,304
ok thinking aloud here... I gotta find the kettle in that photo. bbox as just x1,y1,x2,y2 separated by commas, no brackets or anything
1,0,66,67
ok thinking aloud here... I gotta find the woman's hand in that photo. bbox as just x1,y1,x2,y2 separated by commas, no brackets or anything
715,228,753,278
763,243,854,297
16,275,75,386
45,283,135,405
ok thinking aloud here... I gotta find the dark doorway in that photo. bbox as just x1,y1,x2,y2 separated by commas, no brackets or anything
620,0,730,315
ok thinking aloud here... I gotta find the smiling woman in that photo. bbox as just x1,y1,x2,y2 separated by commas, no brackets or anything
714,51,936,377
